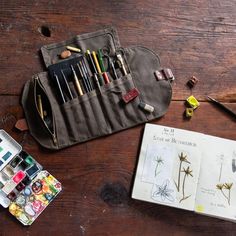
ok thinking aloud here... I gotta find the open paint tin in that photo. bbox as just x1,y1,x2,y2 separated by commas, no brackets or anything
0,130,62,225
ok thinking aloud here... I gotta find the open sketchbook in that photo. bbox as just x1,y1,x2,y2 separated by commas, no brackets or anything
132,124,236,222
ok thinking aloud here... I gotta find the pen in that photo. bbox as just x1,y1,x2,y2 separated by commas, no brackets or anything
53,72,66,103
71,65,83,96
86,50,101,90
97,49,106,72
86,50,97,73
82,58,94,90
77,62,90,93
92,51,105,85
80,60,93,91
97,49,110,84
108,56,118,80
92,51,109,85
92,51,102,74
207,96,236,119
61,70,74,100
116,54,127,76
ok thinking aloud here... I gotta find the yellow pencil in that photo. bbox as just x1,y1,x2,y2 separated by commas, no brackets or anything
92,51,102,74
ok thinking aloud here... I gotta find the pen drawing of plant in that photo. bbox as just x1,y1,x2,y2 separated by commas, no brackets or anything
154,156,164,177
152,179,174,202
232,151,236,173
216,154,226,182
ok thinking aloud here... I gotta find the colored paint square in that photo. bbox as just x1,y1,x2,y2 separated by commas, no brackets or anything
0,147,3,152
18,161,29,171
13,171,26,184
26,164,40,178
2,180,17,195
10,156,22,168
24,156,34,166
16,182,25,192
0,160,3,166
0,138,2,143
22,176,31,186
3,166,14,177
7,191,17,201
0,181,4,189
19,151,29,159
2,151,12,161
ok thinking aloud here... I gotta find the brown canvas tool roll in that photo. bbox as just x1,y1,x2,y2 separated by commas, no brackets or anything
21,27,174,150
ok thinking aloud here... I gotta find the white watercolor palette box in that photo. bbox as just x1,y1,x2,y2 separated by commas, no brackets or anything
0,130,62,225
132,124,236,222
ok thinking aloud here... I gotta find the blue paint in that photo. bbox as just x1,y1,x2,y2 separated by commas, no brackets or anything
2,151,12,161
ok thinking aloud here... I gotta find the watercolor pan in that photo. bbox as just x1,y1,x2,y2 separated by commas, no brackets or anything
9,170,62,226
10,156,22,169
0,130,62,225
0,130,21,171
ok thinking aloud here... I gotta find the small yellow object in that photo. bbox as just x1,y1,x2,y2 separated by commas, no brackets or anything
66,46,81,53
185,108,194,118
92,51,102,74
186,95,200,109
195,205,204,213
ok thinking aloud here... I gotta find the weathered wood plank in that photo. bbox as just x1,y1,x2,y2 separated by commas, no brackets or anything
0,97,236,235
0,0,236,100
1,0,236,234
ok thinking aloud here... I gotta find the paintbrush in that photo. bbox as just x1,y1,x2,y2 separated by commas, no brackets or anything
207,96,236,119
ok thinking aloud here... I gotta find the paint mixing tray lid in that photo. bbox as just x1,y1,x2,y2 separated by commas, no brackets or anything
0,130,22,171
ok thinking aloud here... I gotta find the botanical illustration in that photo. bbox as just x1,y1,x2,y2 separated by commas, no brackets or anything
154,156,163,177
216,154,226,181
152,179,174,202
232,151,236,173
216,183,233,205
174,152,193,203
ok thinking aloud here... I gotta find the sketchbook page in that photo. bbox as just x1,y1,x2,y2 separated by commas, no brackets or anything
132,124,202,211
195,135,236,221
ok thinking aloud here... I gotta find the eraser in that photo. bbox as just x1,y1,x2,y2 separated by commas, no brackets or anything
139,102,155,113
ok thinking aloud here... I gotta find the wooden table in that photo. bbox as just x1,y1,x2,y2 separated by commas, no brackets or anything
1,0,236,235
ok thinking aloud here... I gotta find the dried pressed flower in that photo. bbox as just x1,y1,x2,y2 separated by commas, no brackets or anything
216,182,233,205
216,184,224,190
178,152,190,164
175,152,191,192
224,183,233,190
182,166,193,177
179,166,193,203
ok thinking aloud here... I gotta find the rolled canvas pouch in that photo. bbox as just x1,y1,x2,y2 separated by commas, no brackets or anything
21,27,173,150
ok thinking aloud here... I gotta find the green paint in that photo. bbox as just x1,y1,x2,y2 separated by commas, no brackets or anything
25,156,34,165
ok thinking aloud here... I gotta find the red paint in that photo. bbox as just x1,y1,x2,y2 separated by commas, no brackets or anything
13,170,26,184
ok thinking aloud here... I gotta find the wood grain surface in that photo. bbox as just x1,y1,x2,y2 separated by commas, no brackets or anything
1,0,236,235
